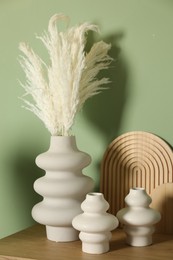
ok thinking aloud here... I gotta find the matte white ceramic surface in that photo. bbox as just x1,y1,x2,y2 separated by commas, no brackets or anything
72,192,119,254
32,136,94,242
117,188,161,247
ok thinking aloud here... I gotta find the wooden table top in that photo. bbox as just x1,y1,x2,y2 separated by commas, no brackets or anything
0,225,173,260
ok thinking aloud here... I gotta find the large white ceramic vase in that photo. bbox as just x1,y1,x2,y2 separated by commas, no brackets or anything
32,136,94,242
116,187,161,247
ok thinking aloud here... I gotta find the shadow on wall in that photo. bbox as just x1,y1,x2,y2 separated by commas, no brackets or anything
83,31,129,190
83,31,128,145
10,146,43,223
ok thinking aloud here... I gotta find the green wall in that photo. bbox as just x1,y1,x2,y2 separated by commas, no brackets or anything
0,0,173,238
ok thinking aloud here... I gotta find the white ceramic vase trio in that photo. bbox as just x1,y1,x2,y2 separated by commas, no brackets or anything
32,135,161,254
18,13,161,254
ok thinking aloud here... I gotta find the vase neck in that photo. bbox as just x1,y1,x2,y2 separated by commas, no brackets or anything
129,188,146,196
49,136,78,152
125,187,152,207
82,192,109,213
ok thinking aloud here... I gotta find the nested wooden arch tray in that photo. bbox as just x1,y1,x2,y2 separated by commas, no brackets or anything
100,131,173,233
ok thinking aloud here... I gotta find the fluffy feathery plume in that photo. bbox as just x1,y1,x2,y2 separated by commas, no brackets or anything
19,14,112,136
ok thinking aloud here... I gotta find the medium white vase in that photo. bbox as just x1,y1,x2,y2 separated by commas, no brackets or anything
72,192,119,254
32,136,94,242
116,187,161,247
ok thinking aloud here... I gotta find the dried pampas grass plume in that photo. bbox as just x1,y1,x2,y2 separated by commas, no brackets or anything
19,14,112,136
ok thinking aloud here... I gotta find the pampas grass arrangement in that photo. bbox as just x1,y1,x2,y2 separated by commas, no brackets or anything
19,14,112,136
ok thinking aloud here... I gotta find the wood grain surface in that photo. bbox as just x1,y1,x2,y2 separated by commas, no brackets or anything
0,225,173,260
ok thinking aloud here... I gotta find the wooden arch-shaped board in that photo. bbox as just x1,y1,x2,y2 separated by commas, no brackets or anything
100,131,173,233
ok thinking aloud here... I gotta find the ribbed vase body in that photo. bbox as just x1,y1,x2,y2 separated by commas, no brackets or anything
32,136,94,242
117,188,161,246
72,192,119,254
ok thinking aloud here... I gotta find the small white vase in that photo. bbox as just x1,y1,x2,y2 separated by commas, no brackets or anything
72,192,119,254
116,187,161,247
32,136,94,242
